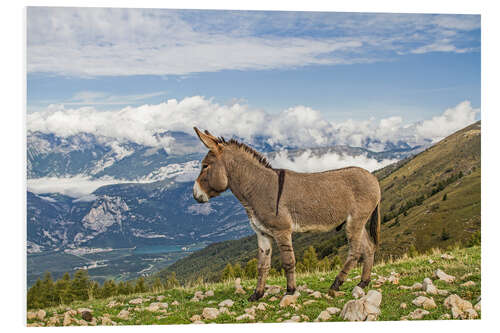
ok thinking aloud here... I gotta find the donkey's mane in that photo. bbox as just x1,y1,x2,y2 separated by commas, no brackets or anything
216,136,273,169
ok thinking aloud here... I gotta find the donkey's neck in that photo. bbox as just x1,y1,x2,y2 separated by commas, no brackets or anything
223,150,277,213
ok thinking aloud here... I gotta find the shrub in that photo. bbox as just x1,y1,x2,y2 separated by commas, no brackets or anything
440,228,451,241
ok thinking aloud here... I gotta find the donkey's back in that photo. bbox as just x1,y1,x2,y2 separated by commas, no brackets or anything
280,166,381,232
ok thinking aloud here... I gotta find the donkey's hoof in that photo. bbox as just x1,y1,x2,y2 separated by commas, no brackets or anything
284,289,296,296
329,277,344,292
357,279,371,289
248,292,263,302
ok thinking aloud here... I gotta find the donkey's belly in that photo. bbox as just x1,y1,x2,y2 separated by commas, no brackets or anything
292,214,346,233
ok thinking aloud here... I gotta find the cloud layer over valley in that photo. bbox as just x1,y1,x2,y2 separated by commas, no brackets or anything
28,97,480,152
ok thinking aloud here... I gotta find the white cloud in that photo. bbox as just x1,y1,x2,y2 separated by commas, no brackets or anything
27,8,480,77
27,176,128,198
27,97,480,151
416,101,480,142
270,150,398,173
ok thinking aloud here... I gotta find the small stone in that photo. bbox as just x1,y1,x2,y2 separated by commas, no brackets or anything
65,309,77,316
194,291,204,300
269,296,278,301
288,315,301,322
403,309,429,320
36,309,46,320
236,313,255,321
78,319,88,326
279,292,300,307
129,298,144,305
315,311,331,322
235,286,246,294
303,299,316,305
256,302,268,311
101,316,116,326
388,272,400,284
276,317,283,322
47,316,60,326
192,320,205,324
171,300,180,306
400,303,407,309
326,307,341,315
428,259,434,264
156,295,166,301
435,269,456,283
474,301,481,311
63,314,73,326
314,310,332,321
411,282,423,290
440,313,451,320
412,296,437,310
340,300,366,321
464,308,478,319
27,311,37,320
218,299,234,307
190,314,202,322
117,309,130,320
460,281,476,287
352,286,365,299
297,284,308,291
438,289,450,296
441,254,455,260
320,277,325,281
301,314,310,321
444,294,476,319
202,307,220,320
107,300,121,308
422,278,438,294
205,290,215,297
311,291,322,298
245,307,256,316
363,290,382,307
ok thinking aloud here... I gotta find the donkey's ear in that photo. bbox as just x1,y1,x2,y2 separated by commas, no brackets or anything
194,127,221,152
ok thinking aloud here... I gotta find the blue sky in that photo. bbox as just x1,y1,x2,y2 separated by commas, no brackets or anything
26,8,481,149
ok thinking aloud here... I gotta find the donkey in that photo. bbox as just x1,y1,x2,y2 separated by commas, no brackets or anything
192,127,381,301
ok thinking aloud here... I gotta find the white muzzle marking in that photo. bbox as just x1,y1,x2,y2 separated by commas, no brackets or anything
193,181,209,203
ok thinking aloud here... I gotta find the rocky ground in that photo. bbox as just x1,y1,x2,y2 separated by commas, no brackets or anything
26,245,480,326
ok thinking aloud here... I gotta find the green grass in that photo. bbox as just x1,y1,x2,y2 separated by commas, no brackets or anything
27,245,480,326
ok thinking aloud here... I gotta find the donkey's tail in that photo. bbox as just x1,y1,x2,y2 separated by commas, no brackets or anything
369,202,381,246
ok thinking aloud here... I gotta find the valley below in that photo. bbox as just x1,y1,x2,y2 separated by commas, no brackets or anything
27,243,208,287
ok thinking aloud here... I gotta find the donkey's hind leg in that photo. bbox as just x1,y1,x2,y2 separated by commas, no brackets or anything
329,215,365,294
357,229,375,288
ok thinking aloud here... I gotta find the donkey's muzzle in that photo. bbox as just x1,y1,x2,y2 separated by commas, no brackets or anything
193,181,209,203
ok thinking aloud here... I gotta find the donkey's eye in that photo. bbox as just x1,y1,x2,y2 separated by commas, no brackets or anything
202,164,208,170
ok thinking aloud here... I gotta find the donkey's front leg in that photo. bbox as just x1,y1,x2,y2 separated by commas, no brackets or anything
275,232,296,295
249,232,273,301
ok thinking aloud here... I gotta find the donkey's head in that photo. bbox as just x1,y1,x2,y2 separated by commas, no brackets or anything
192,127,229,203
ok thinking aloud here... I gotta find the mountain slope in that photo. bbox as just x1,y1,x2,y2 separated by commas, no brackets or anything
154,121,481,283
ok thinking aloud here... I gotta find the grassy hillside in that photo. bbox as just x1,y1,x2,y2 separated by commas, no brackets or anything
375,121,480,257
27,245,481,326
154,121,481,283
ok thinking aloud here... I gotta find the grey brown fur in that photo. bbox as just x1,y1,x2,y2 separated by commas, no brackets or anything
192,127,381,301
